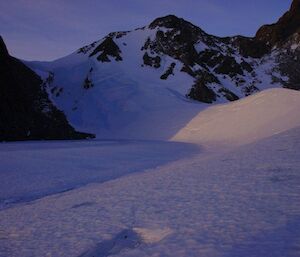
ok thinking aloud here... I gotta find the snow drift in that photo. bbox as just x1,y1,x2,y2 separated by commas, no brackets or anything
172,88,300,146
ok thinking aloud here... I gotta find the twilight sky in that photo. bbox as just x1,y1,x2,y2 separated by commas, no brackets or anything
0,0,292,61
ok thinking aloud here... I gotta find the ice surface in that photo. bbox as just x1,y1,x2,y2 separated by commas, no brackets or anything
1,89,300,257
0,126,299,257
0,140,199,209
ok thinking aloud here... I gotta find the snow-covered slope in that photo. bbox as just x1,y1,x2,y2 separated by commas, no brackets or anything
26,13,296,139
172,88,300,146
2,2,299,255
27,26,199,138
1,125,300,257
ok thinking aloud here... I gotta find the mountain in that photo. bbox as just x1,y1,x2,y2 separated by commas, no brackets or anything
0,36,94,141
26,0,300,139
255,0,300,90
256,0,300,47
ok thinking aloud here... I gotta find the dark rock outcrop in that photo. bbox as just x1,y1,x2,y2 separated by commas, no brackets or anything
143,52,161,68
0,36,94,141
218,88,239,102
90,37,122,62
149,3,300,99
260,0,300,90
143,15,264,102
256,0,300,47
83,77,94,89
214,56,244,77
146,15,213,66
187,80,216,104
77,2,300,105
278,43,300,90
160,63,176,80
233,36,270,58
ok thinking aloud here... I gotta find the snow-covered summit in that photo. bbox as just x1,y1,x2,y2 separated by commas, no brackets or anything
25,7,300,138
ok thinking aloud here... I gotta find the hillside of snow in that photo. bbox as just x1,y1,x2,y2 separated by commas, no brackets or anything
1,84,300,256
1,125,300,257
173,88,300,146
2,3,300,256
27,29,198,138
25,16,289,139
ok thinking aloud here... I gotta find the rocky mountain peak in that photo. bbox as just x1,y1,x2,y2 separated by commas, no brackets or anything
291,0,300,14
149,15,204,33
89,36,122,62
149,15,188,28
255,0,300,46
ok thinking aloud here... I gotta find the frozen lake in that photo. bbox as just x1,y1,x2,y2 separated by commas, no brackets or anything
0,128,300,257
0,139,199,209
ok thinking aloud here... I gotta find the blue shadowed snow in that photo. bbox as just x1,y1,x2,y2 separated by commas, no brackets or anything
0,139,200,209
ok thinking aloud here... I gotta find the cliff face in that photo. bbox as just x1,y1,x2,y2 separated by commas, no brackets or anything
256,0,300,47
0,36,94,141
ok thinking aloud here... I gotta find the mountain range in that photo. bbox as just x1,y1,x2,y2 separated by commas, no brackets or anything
1,0,300,140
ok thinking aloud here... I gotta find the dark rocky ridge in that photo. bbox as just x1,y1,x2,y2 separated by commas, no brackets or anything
277,38,300,90
89,37,122,62
145,1,300,101
0,36,94,141
187,80,217,104
233,36,270,58
147,15,217,66
76,0,299,103
140,15,258,102
24,0,300,109
256,0,300,47
268,0,300,90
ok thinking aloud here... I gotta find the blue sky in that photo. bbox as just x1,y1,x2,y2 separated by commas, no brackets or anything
0,0,292,61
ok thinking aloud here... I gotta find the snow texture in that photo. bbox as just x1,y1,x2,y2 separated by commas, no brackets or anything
25,26,284,140
0,140,198,209
0,126,300,257
173,88,300,147
0,89,300,257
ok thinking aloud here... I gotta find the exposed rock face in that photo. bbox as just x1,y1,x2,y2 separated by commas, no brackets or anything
144,1,300,97
147,15,214,66
187,80,216,104
256,0,300,47
218,88,239,102
214,56,244,77
232,0,300,59
89,37,122,62
233,36,270,58
139,15,264,102
0,36,94,141
277,36,300,90
149,15,200,30
26,0,300,109
266,0,300,90
160,63,176,80
143,52,161,68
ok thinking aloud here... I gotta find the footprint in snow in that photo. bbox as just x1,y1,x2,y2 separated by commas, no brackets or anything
78,229,140,257
79,227,172,257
